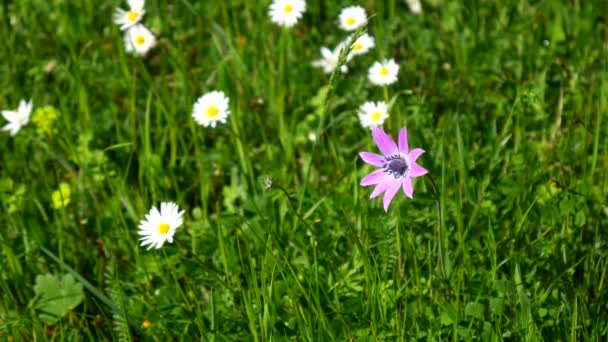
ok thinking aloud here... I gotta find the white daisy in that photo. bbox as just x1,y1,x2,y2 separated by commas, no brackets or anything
338,5,367,31
312,44,350,74
114,0,146,31
192,90,231,128
138,202,184,250
347,33,375,57
2,99,32,136
269,0,306,28
124,24,156,56
368,59,399,86
358,101,389,128
406,0,423,14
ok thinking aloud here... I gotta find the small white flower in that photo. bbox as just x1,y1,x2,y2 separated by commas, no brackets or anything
406,0,423,14
114,0,145,31
346,33,375,57
192,91,230,128
312,44,350,74
368,59,399,86
358,101,389,128
138,202,184,250
2,99,32,136
338,5,367,31
124,24,156,56
269,0,306,28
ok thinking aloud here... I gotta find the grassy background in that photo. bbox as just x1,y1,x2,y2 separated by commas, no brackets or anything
1,0,607,340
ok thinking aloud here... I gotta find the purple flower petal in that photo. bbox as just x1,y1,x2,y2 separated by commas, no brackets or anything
359,152,385,167
402,176,413,198
360,169,389,186
408,148,425,163
370,181,391,198
398,127,409,154
372,127,398,156
409,163,428,177
383,180,402,211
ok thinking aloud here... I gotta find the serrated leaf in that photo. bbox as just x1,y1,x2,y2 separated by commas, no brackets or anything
33,274,84,324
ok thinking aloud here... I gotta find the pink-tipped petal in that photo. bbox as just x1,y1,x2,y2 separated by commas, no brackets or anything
409,163,428,177
408,148,425,162
383,181,402,211
361,169,389,186
370,181,390,198
402,177,413,199
359,152,385,167
398,127,409,153
372,127,398,156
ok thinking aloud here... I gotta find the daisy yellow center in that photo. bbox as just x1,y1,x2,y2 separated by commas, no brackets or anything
157,223,170,235
127,11,139,22
371,111,382,122
207,105,219,118
347,17,356,26
283,4,293,13
353,42,363,51
135,35,145,45
380,67,389,76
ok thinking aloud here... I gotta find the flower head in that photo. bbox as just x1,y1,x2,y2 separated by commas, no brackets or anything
192,90,230,128
138,202,184,250
359,127,428,211
2,99,32,136
347,33,375,57
269,0,306,28
31,105,60,136
51,182,71,210
124,24,156,56
406,0,423,14
358,101,388,129
368,59,399,86
338,5,367,31
114,0,145,30
312,44,350,74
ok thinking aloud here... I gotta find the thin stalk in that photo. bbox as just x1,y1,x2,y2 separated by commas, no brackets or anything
425,173,446,279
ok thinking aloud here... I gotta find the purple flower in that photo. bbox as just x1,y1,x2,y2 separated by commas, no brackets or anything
359,127,428,211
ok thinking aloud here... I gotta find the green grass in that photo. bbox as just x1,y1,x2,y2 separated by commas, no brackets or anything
1,0,607,340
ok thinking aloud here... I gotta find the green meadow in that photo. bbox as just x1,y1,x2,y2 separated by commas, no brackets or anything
1,0,607,340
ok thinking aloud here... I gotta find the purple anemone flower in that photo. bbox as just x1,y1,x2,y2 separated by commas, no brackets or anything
359,127,428,211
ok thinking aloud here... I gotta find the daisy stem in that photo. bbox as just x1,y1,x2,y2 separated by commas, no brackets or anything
383,87,392,130
425,173,446,279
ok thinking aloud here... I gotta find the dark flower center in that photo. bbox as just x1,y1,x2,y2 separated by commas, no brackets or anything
384,155,409,179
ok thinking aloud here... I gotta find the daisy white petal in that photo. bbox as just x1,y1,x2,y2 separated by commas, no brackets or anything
124,24,156,56
347,33,375,57
114,0,145,30
368,59,399,86
358,101,389,129
192,90,231,128
1,99,32,136
138,202,184,250
269,0,306,28
338,5,367,31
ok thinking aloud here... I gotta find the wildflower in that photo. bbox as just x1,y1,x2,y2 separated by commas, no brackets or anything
142,320,152,329
269,0,306,28
114,0,145,30
51,182,71,209
124,24,156,56
31,106,60,136
338,5,367,31
192,91,230,128
138,202,184,250
358,101,388,129
312,44,349,74
347,33,375,57
2,99,32,136
368,59,399,86
359,127,428,211
263,176,273,191
406,0,422,14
